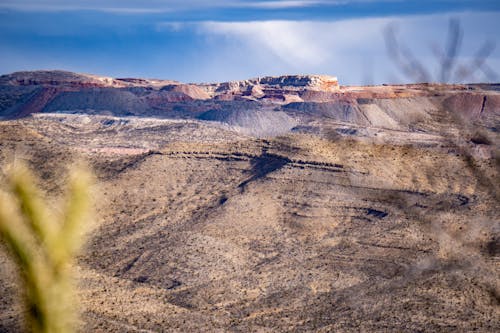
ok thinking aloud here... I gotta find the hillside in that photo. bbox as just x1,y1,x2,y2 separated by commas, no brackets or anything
0,71,499,332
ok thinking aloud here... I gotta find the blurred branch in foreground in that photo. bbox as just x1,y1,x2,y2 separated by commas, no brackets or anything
0,164,93,333
382,16,500,298
385,18,498,83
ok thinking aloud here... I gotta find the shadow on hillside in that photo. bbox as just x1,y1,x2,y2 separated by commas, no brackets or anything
238,147,291,191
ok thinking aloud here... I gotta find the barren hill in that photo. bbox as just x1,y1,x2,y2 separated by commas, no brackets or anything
0,71,499,332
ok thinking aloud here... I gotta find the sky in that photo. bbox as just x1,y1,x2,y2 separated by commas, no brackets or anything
0,0,499,85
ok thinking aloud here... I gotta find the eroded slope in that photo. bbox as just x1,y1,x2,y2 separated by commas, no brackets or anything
0,110,498,332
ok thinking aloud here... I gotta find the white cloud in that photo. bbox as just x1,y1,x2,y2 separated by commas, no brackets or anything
200,21,332,68
196,18,391,81
0,0,394,13
0,1,170,13
239,1,342,9
171,11,500,84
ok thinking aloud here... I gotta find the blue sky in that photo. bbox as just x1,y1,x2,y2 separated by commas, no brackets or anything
0,0,499,84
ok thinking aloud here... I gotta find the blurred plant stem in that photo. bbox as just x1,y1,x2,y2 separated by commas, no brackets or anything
0,163,93,333
385,18,498,83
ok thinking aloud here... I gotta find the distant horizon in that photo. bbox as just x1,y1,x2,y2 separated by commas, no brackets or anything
1,0,499,85
3,68,500,87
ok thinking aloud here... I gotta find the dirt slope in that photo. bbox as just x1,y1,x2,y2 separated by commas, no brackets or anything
0,112,498,333
0,73,499,332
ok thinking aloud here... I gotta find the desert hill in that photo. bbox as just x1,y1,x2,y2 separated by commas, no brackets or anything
0,71,499,332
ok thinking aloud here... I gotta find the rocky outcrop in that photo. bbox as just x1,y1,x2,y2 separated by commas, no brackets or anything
200,75,339,101
0,70,127,88
257,74,339,91
0,71,499,138
0,70,178,89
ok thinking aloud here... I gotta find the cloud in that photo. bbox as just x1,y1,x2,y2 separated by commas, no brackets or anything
0,0,335,12
195,18,390,81
239,1,342,9
173,11,500,84
0,0,452,13
200,21,332,68
0,0,174,13
1,4,498,84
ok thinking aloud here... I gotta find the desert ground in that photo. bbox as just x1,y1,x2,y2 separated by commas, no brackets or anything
0,71,499,332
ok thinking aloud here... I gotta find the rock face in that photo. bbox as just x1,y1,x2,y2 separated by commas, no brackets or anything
0,70,113,87
1,70,499,137
257,74,339,92
0,70,499,332
204,74,339,94
0,70,178,88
